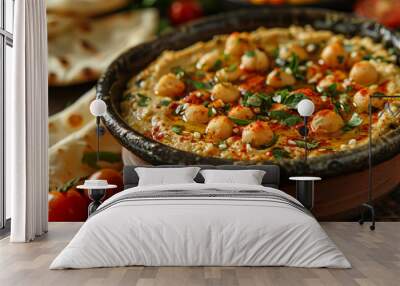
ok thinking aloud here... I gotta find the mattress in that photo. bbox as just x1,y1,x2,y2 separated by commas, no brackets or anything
50,183,351,269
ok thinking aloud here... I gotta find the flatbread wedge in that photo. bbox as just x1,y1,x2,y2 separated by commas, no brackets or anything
49,88,96,146
48,8,159,86
49,120,122,191
46,0,130,17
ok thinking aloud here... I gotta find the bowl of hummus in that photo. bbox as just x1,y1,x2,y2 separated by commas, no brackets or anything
97,8,400,177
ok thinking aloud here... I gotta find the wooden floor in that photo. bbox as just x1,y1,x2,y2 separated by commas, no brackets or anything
0,222,399,286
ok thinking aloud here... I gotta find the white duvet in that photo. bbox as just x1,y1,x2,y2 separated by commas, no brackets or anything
50,183,351,269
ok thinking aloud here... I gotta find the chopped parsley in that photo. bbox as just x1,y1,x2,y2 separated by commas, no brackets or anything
136,93,150,107
269,110,302,126
159,99,171,106
272,148,291,160
171,125,184,134
343,113,363,131
187,79,213,90
229,117,253,126
294,140,320,149
245,50,256,57
211,59,223,71
171,66,186,79
226,63,238,72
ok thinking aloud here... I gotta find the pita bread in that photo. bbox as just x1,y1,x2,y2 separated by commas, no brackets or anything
46,0,130,17
49,119,122,191
49,88,96,146
48,9,158,86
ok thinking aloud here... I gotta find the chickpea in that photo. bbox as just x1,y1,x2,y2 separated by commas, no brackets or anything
184,104,209,124
154,73,185,98
224,33,249,58
196,49,221,71
228,105,254,120
211,83,240,103
242,121,274,148
353,89,384,113
349,61,379,86
240,49,269,71
206,116,234,141
279,43,308,61
310,110,344,134
266,68,296,88
320,41,347,68
215,66,241,82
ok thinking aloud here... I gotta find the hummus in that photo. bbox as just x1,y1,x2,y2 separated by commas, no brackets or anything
120,26,400,162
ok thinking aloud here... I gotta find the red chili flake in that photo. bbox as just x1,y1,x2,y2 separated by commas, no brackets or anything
239,74,265,92
378,80,389,93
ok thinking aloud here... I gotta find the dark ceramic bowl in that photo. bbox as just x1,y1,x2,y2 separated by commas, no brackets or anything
97,8,400,177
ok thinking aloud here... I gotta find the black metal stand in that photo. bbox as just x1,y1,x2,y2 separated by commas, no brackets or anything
88,189,106,216
359,95,400,231
296,180,314,210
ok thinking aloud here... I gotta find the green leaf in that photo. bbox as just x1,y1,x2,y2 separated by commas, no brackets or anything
282,92,308,109
136,93,150,107
229,117,253,126
171,125,184,134
269,110,302,126
159,99,171,106
294,140,320,149
82,151,121,169
245,50,256,57
272,148,291,160
343,113,363,131
208,107,217,117
211,59,223,71
188,79,213,90
171,66,186,79
226,64,238,72
246,94,263,107
272,89,291,103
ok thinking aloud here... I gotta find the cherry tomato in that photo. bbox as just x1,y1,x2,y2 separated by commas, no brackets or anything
49,188,90,222
169,0,203,25
87,168,123,200
355,0,400,28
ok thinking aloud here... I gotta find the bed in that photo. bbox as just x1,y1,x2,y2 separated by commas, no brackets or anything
50,165,350,269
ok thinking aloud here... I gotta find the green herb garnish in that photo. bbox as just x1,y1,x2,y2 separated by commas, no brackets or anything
272,148,291,160
343,113,363,131
229,117,253,126
188,79,213,90
245,50,256,57
171,66,186,79
269,110,302,126
136,93,150,107
294,140,320,149
211,59,223,71
159,99,171,106
171,125,184,134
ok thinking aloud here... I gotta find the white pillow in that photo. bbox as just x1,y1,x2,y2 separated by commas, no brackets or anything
135,167,201,186
200,169,266,185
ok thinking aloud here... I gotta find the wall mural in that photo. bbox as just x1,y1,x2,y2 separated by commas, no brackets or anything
48,0,400,222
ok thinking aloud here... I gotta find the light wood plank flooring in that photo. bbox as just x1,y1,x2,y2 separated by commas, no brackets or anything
0,222,399,286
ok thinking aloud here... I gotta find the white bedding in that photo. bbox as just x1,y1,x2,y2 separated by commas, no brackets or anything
50,183,351,269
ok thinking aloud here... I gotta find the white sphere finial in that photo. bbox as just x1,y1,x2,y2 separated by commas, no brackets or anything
90,99,107,117
297,99,315,117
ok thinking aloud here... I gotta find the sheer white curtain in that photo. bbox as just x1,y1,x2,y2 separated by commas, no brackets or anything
7,0,48,242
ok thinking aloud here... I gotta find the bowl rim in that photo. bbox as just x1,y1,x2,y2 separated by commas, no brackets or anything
97,7,400,177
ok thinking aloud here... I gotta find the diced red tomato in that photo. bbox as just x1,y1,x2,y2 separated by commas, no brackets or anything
355,0,400,28
169,0,203,25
